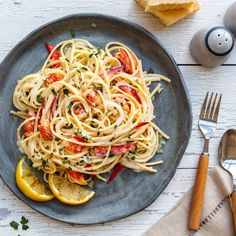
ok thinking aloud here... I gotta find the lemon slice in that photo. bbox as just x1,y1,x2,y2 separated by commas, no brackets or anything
48,174,95,205
16,158,54,202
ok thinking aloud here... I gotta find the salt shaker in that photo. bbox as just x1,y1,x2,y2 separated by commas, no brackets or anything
224,1,236,36
190,26,234,67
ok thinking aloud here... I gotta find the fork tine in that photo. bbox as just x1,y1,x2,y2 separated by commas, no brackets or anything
209,93,218,119
213,94,222,122
200,92,209,118
205,92,213,119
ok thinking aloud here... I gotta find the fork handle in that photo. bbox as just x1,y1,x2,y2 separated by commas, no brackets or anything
188,154,209,230
231,191,236,233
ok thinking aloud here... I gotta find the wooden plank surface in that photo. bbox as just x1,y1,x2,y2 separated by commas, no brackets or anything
0,0,236,235
0,0,236,64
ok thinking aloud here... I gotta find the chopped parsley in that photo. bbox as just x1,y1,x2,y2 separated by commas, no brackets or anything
93,85,103,93
94,49,101,56
109,152,115,157
114,124,117,129
63,89,69,96
82,66,88,71
82,136,88,141
77,69,81,74
36,94,43,103
77,129,82,135
51,89,57,95
41,159,47,168
110,137,115,142
131,156,136,160
65,58,70,62
20,216,28,226
10,221,19,230
68,166,72,171
147,68,154,74
89,53,94,58
22,224,29,230
62,157,68,164
59,148,64,152
70,29,76,38
68,101,74,108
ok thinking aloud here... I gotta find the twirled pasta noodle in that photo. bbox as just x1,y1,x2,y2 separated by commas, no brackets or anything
11,39,171,184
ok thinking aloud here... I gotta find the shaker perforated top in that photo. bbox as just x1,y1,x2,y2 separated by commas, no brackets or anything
205,27,234,56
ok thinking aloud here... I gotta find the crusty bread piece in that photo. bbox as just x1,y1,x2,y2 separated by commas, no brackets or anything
135,0,200,26
150,2,200,26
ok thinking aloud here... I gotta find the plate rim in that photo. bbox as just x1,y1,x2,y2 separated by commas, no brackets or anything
0,13,192,225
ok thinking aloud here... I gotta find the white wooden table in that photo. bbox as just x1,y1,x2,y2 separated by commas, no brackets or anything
1,0,236,235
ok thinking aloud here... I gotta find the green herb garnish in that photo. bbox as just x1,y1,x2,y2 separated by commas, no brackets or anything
10,221,19,230
20,216,28,226
63,89,69,96
93,85,103,93
68,101,74,108
22,225,29,231
109,152,114,157
51,89,57,95
36,94,43,103
147,68,154,74
41,159,47,168
70,29,76,38
82,66,88,71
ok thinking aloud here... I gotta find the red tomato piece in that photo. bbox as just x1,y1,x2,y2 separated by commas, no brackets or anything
73,135,87,143
45,74,61,86
23,111,35,137
107,164,124,184
64,135,87,153
118,85,141,104
111,142,136,155
64,142,85,153
136,122,149,128
45,42,60,68
86,90,101,107
68,170,88,186
115,48,132,74
73,103,87,119
38,119,53,140
94,146,108,158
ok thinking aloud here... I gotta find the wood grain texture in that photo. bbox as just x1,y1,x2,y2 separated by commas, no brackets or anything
0,0,236,235
188,155,209,230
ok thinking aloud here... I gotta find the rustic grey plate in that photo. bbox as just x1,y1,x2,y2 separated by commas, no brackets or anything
0,14,192,224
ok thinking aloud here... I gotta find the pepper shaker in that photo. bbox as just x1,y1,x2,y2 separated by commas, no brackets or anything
224,1,236,37
190,26,234,67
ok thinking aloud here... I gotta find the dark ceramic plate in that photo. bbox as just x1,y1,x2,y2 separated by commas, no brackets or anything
0,14,192,224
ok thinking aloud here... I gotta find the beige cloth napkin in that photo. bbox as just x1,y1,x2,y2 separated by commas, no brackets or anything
143,166,235,236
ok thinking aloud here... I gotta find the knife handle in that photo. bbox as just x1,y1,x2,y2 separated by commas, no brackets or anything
188,154,209,231
231,191,236,233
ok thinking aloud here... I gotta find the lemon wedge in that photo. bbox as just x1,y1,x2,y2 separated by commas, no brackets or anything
48,174,95,205
16,158,54,202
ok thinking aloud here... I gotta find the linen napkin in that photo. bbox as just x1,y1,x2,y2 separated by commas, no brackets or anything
143,166,235,236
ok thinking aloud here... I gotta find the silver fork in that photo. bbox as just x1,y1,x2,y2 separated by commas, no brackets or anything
188,92,222,231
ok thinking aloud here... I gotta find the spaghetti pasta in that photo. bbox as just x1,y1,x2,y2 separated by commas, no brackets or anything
11,39,171,185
